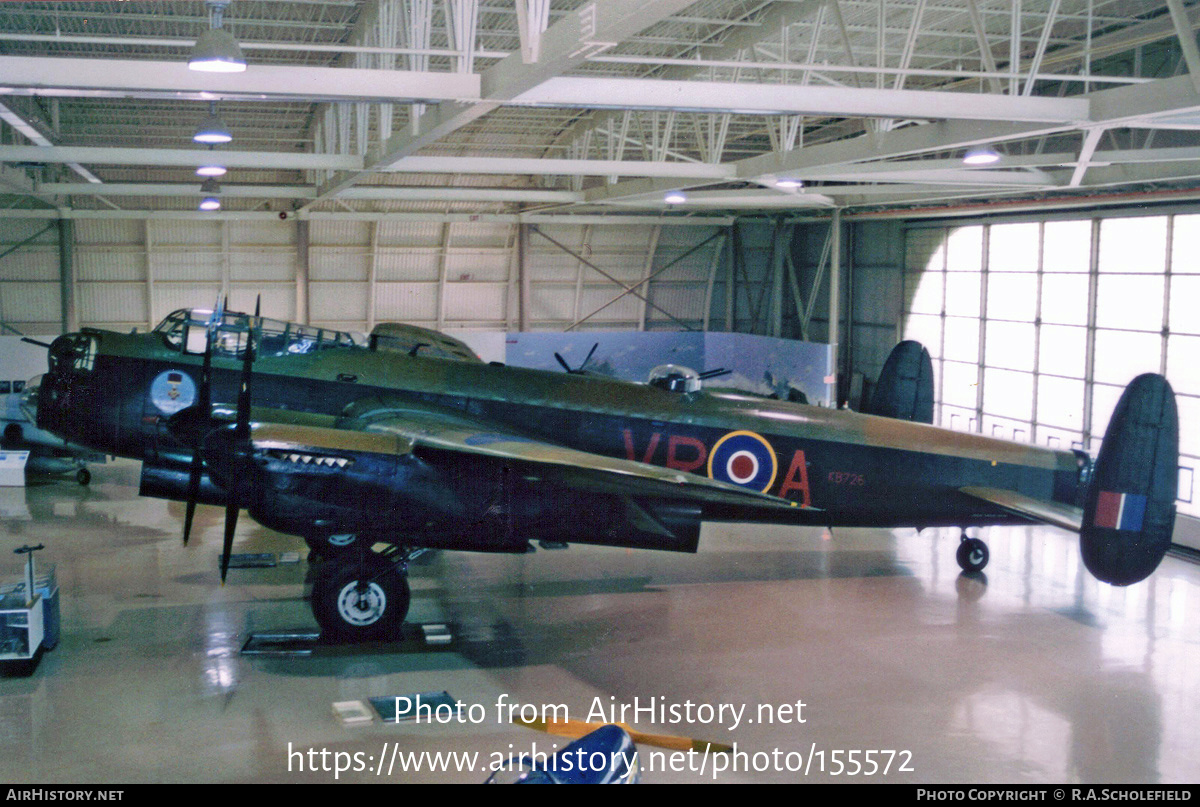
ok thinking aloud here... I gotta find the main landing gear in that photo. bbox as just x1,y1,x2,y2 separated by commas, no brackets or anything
956,530,989,574
310,545,413,642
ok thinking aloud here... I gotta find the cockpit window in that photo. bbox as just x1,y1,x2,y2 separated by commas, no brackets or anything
154,309,364,359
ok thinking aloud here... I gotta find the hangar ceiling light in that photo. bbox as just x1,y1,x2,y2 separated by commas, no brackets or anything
963,147,1001,166
193,103,232,145
189,0,246,74
199,177,221,211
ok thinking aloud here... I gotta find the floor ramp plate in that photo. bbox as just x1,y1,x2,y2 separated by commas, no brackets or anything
239,623,454,655
224,553,278,569
368,690,459,723
241,630,321,656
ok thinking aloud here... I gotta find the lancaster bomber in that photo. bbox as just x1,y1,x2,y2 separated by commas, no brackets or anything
26,307,1179,641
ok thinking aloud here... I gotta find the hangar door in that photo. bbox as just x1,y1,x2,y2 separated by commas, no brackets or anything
901,214,1200,541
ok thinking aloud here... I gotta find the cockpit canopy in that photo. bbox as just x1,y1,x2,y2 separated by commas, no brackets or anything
154,308,364,359
648,364,702,394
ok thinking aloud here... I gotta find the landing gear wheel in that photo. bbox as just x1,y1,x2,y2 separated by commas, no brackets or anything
304,533,360,560
76,468,90,486
311,552,408,643
957,536,989,573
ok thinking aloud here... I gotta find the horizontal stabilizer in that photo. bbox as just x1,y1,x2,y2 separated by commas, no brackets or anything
959,486,1083,533
1080,374,1178,586
864,340,934,424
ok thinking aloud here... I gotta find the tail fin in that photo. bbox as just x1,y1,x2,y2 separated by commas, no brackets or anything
1080,374,1179,586
864,340,934,424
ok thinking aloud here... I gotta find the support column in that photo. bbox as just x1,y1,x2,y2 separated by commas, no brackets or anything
771,220,787,338
296,219,311,325
518,223,530,331
828,209,841,405
724,225,735,332
57,218,76,333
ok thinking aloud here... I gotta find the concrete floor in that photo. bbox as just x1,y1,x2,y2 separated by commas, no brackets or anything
0,458,1198,784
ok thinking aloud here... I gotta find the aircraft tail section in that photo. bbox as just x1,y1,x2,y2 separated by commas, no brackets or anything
1080,374,1178,586
864,340,934,424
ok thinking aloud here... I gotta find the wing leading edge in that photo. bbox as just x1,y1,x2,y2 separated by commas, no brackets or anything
247,398,807,515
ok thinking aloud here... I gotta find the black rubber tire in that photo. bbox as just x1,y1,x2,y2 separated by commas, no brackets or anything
956,537,990,573
304,532,361,559
310,553,408,643
76,468,91,486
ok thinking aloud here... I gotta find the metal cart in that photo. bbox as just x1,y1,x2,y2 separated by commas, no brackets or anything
0,544,59,676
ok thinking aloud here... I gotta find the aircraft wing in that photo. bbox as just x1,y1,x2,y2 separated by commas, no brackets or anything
246,400,805,514
958,486,1083,533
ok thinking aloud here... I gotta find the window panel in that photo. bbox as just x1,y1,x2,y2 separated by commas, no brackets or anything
1098,217,1167,274
1040,274,1089,325
1093,329,1162,386
943,317,980,364
944,272,981,317
942,404,977,432
1179,464,1195,507
989,222,1040,272
1171,215,1200,273
1043,220,1092,273
986,273,1038,321
1038,325,1087,378
942,360,980,409
985,320,1036,371
1175,394,1200,470
1167,336,1200,396
983,415,1031,442
946,226,983,271
902,313,942,354
1037,375,1085,429
1090,382,1125,443
905,272,943,315
1168,275,1200,334
1095,274,1164,332
1038,426,1084,450
983,368,1034,421
906,228,945,271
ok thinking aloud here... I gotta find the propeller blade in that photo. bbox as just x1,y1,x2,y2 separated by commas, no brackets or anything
235,314,256,440
554,352,572,373
220,499,239,584
580,343,599,372
182,310,218,547
221,306,258,582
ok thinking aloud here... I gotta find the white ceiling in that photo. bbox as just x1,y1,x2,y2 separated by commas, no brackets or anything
3,0,1200,219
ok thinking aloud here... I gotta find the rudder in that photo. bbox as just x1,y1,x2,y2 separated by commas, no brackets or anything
1080,374,1178,586
865,340,934,424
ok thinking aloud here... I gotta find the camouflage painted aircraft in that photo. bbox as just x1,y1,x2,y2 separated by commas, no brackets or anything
26,307,1179,641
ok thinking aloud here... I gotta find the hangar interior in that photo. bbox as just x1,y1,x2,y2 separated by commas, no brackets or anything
0,0,1198,784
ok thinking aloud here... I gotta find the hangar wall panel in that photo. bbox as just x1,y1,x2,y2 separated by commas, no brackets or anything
4,216,731,347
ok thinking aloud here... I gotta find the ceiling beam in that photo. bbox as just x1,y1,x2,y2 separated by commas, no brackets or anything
0,56,479,104
0,208,734,226
0,145,736,180
307,0,698,207
514,76,1091,123
0,145,362,172
35,181,583,204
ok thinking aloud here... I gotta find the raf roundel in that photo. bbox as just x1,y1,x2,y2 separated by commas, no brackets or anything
707,430,778,493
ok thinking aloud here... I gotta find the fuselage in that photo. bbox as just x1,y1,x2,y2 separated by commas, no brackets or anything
34,319,1089,536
